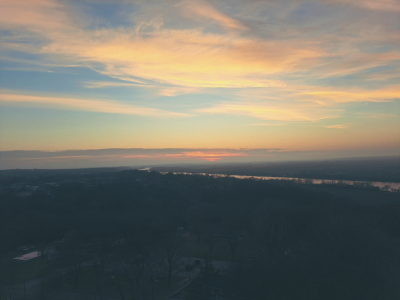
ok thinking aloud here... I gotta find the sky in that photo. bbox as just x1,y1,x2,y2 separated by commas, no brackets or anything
0,0,399,169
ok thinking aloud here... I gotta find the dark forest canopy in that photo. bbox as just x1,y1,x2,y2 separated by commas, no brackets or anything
1,169,400,300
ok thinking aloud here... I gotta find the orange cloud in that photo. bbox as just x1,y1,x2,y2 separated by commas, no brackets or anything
0,0,82,36
0,91,189,117
198,103,342,122
324,123,352,129
37,27,321,88
298,85,400,105
0,0,323,89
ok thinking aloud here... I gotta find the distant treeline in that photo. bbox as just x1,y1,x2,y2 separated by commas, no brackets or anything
0,167,133,183
152,156,400,183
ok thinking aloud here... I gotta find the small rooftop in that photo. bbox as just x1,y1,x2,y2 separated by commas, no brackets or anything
14,251,40,262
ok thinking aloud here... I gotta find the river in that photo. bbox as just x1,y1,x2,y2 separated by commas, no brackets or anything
159,171,400,191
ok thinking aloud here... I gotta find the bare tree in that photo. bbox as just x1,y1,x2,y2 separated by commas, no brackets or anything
132,255,146,287
252,210,293,264
221,230,244,260
119,253,147,300
0,263,22,300
219,207,248,259
160,233,184,288
186,206,205,242
61,230,85,289
91,246,110,300
202,226,218,257
144,254,162,300
36,274,51,300
111,261,127,300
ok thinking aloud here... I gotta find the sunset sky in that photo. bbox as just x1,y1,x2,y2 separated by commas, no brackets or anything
0,0,399,168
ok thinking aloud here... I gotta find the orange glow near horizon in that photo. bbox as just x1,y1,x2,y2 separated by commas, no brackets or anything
166,151,247,161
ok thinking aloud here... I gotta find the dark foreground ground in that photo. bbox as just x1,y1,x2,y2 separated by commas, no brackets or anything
1,166,400,300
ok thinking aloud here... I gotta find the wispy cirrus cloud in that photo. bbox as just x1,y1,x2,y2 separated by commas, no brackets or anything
1,0,399,88
1,0,399,95
196,84,399,122
0,0,78,32
178,0,248,31
331,0,400,12
0,0,322,91
324,123,352,129
298,85,400,105
198,102,342,122
83,81,200,98
245,123,286,127
312,52,400,79
36,28,323,89
355,112,397,119
83,80,146,89
0,91,189,117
